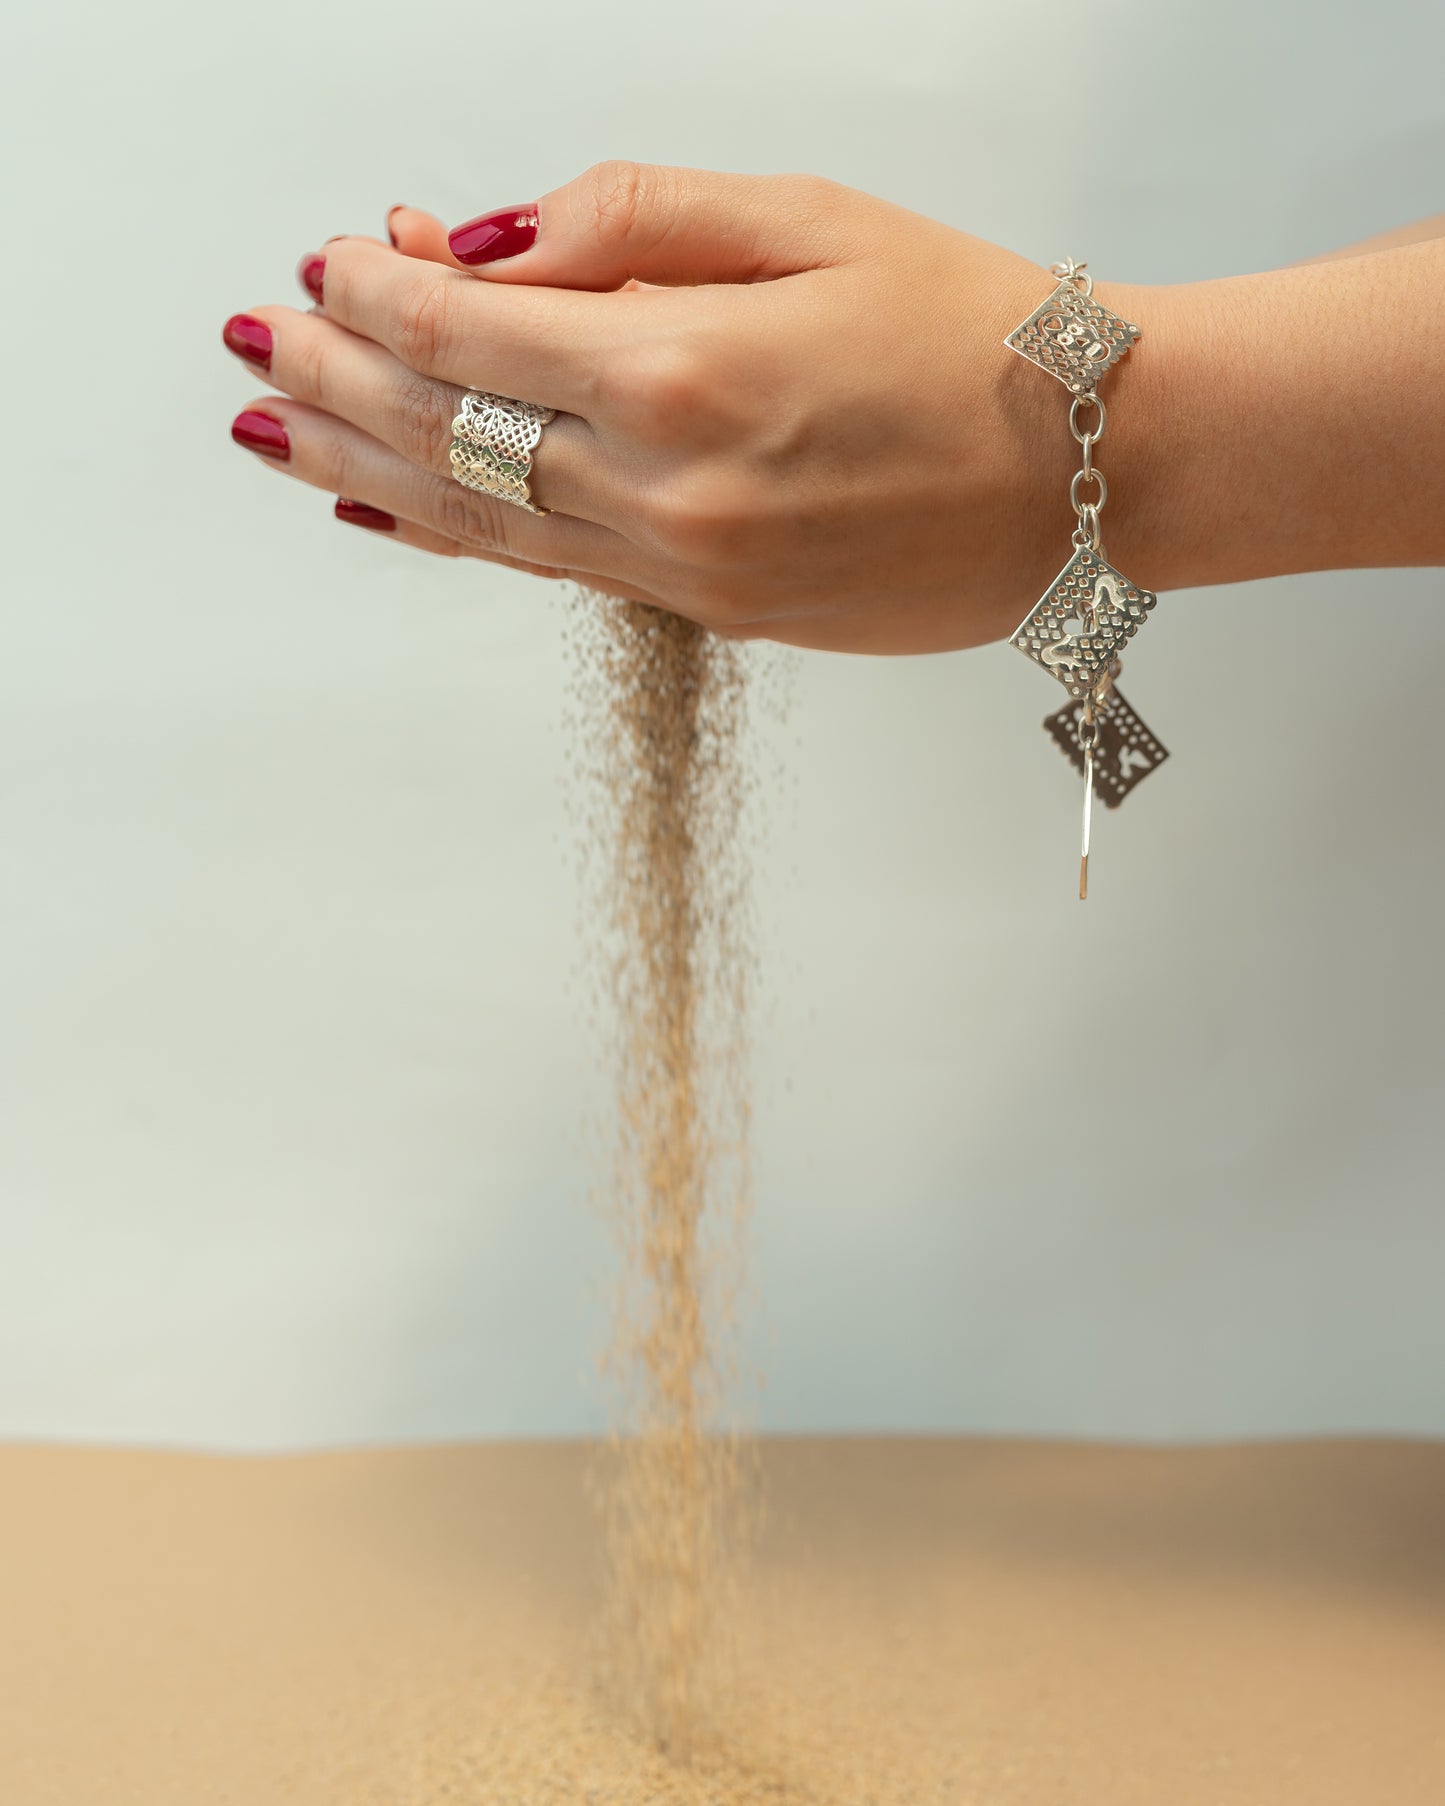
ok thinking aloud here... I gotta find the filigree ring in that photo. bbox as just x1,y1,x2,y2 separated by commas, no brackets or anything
448,390,556,515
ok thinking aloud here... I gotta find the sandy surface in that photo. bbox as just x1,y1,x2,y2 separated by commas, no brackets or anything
2,1437,1443,1804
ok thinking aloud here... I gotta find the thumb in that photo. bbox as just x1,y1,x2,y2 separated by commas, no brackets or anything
445,161,859,290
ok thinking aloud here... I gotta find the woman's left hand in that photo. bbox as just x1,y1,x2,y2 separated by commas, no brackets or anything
223,161,1161,654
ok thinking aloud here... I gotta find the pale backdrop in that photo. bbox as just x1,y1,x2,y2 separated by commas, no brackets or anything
3,0,1442,1448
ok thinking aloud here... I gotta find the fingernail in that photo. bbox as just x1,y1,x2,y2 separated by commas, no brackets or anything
297,254,325,304
231,410,290,460
386,205,405,248
448,205,539,266
335,498,396,533
222,313,273,370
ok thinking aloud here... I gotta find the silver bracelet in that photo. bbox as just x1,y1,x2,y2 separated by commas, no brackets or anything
1005,259,1168,899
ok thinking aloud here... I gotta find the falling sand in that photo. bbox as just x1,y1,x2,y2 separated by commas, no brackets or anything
566,598,757,1757
9,608,1445,1801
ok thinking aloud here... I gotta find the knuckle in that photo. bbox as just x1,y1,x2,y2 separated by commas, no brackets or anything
395,373,456,471
327,437,365,510
784,171,846,213
606,341,718,442
584,158,689,262
435,480,505,555
287,323,331,407
582,158,655,244
393,271,458,370
646,468,759,565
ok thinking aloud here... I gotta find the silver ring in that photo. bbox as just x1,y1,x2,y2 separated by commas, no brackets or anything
448,390,556,515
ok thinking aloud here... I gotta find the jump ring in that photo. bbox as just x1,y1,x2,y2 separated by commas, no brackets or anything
1070,467,1108,516
1069,393,1107,445
1071,503,1103,554
1049,258,1094,298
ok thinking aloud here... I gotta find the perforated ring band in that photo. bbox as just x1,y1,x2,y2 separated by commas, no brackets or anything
449,390,556,515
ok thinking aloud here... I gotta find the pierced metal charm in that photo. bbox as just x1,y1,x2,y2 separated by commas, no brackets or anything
1012,547,1157,700
1005,278,1141,395
1044,688,1170,809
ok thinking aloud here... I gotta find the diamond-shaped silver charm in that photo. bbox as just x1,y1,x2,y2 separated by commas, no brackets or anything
1005,280,1141,394
1012,547,1157,699
1043,688,1169,808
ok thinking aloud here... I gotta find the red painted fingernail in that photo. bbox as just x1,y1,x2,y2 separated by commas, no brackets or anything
386,205,405,248
335,498,396,533
448,205,539,266
231,410,289,460
297,254,325,304
222,313,272,370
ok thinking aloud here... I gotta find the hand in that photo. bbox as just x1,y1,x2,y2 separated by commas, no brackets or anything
224,161,1170,654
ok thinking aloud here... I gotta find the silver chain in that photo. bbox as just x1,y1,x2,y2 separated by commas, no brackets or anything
1049,265,1120,749
1053,262,1116,891
1066,390,1107,555
1009,260,1160,897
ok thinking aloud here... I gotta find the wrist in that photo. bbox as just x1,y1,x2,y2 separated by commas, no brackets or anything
1092,250,1445,592
992,268,1223,603
1077,275,1228,594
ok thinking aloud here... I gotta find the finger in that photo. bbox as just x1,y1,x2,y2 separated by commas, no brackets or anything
224,305,620,527
229,401,655,591
332,497,672,605
317,235,618,413
444,160,863,289
333,496,466,556
386,204,460,267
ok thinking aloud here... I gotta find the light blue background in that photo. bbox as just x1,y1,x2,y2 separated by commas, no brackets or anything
3,0,1442,1447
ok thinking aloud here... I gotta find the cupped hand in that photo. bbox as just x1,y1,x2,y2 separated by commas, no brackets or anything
224,162,1159,654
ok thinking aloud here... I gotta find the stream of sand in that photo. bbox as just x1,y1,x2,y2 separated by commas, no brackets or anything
9,611,1443,1801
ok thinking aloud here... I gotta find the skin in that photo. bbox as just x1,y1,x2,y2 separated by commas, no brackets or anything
226,163,1445,655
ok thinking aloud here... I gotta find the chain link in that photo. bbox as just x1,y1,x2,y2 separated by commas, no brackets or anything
1068,393,1107,444
1071,503,1103,553
1066,385,1108,543
1069,467,1108,519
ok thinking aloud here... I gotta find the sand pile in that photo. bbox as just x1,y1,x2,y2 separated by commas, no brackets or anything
6,1438,1444,1805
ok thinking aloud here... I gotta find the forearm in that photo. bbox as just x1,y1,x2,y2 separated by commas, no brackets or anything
1289,212,1445,263
1090,238,1445,593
